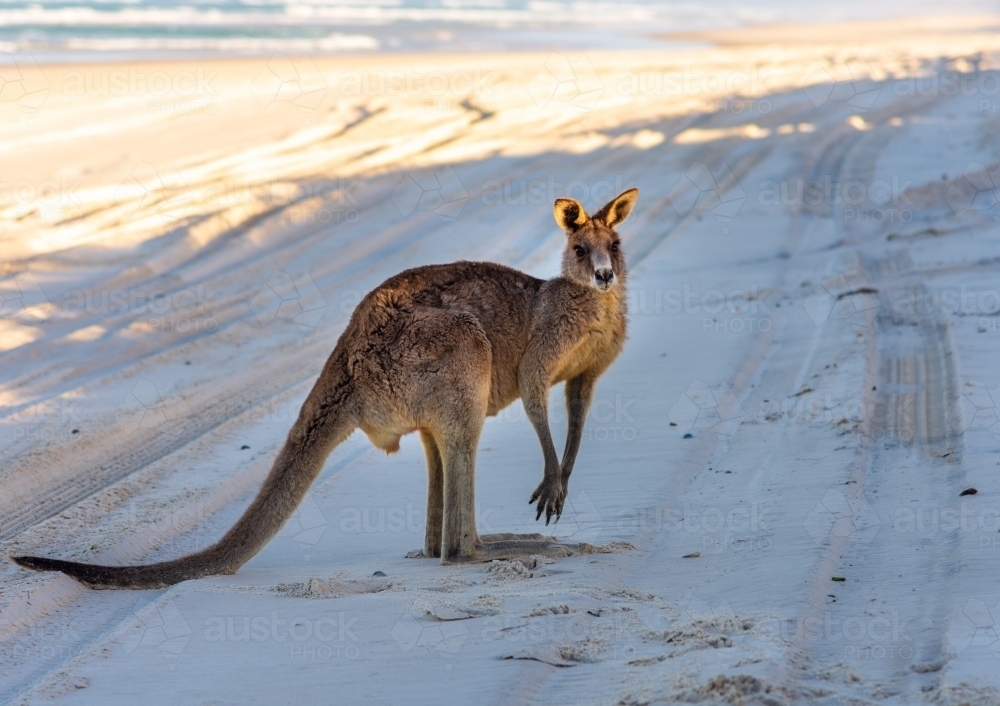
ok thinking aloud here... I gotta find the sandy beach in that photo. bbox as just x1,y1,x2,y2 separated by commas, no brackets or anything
5,14,1000,704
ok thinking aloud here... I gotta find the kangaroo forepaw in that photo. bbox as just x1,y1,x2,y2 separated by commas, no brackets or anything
529,479,565,525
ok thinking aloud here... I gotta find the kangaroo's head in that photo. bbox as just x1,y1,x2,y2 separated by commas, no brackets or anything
553,188,638,293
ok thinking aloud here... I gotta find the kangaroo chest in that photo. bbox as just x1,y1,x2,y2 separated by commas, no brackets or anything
553,319,624,384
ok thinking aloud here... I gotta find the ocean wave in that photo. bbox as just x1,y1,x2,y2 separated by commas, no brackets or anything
59,33,379,52
0,2,672,28
0,0,989,61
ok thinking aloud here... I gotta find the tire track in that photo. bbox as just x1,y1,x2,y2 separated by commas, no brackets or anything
775,84,969,701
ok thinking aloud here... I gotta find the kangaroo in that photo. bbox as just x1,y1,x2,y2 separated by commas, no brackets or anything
11,188,637,589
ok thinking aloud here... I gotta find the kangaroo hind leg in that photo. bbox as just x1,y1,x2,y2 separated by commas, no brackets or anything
420,429,444,558
397,309,491,563
439,422,483,563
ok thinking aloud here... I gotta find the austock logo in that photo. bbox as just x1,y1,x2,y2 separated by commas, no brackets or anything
802,57,881,111
277,495,329,560
554,490,604,543
0,53,50,116
202,610,360,660
391,164,469,223
803,265,880,328
250,271,327,330
668,380,746,439
666,162,745,235
946,162,1000,220
249,54,328,118
804,489,880,546
391,600,469,657
115,380,192,433
0,271,49,328
947,598,1000,660
0,173,83,223
114,161,193,221
959,380,1000,437
120,599,192,667
526,54,603,111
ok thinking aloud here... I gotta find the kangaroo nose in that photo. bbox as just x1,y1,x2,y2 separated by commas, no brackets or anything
595,268,614,284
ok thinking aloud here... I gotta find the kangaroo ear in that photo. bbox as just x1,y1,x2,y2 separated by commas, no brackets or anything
594,188,639,228
553,198,589,232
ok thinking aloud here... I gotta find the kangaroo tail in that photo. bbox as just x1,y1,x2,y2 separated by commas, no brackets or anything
11,360,358,589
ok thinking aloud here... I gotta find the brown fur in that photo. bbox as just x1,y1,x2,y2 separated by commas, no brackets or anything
10,188,638,588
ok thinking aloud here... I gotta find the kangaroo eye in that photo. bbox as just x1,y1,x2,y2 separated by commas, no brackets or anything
610,241,620,253
574,246,587,258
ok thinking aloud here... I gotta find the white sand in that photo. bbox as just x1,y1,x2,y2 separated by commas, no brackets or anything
4,16,1000,704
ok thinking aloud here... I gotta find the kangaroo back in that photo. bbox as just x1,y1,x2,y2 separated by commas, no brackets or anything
12,354,358,589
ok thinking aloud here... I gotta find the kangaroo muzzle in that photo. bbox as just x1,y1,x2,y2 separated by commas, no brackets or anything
594,267,614,289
